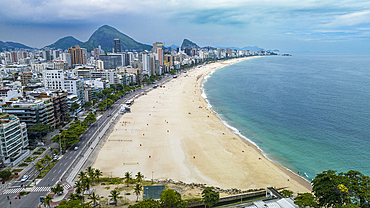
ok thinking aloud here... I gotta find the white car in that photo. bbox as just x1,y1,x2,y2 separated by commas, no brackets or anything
20,175,28,182
74,146,79,151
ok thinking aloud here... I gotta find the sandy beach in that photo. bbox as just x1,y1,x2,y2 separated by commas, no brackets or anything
92,57,312,194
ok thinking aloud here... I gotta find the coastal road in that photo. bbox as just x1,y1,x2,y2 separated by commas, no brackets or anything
0,74,179,208
0,92,140,208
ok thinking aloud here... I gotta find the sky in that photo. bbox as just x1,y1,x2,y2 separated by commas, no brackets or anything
1,0,370,53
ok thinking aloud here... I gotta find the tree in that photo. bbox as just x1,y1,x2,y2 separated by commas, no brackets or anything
74,180,83,198
88,192,99,205
0,169,12,180
51,184,64,195
44,154,52,164
160,189,187,208
94,169,103,183
294,193,318,208
109,189,120,206
70,102,80,113
136,172,144,183
44,194,54,208
87,166,95,184
202,187,219,208
124,171,131,187
128,198,160,208
83,101,92,109
280,189,293,198
28,123,54,139
134,183,142,201
312,170,344,207
35,161,44,172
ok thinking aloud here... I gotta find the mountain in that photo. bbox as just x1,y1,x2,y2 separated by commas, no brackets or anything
46,36,83,50
83,25,152,52
0,41,33,52
45,25,152,52
168,44,179,49
181,39,200,49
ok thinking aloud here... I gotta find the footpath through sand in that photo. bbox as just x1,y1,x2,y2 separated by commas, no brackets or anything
93,57,311,194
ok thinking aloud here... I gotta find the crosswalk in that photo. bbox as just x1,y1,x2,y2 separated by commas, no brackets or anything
2,183,72,195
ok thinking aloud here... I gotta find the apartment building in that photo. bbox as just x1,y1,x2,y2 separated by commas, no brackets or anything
0,114,28,164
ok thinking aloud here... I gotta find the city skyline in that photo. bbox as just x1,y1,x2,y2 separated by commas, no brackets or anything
1,0,370,53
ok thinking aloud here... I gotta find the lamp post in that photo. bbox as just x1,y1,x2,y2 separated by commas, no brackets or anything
110,172,112,184
152,171,154,184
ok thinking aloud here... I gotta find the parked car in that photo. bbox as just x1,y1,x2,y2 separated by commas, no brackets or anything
74,146,79,151
20,175,28,182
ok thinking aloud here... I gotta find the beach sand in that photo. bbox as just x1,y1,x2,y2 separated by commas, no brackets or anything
92,57,312,194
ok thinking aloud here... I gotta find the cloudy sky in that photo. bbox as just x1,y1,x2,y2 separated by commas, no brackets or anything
1,0,370,53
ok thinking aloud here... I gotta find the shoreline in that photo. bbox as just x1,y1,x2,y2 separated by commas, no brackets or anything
92,56,311,194
200,58,312,191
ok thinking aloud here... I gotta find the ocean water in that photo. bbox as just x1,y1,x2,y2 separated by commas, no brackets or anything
203,54,370,181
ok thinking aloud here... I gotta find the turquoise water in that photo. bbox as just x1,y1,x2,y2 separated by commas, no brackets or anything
203,54,370,181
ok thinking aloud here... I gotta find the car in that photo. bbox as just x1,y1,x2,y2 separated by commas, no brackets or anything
20,175,28,182
74,146,79,151
53,156,58,160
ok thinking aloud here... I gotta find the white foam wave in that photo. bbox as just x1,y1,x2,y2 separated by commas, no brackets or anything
199,61,313,184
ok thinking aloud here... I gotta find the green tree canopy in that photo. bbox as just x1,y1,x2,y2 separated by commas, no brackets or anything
0,169,12,180
70,102,80,112
294,193,318,208
202,187,219,208
300,170,370,208
128,198,160,208
160,189,187,208
28,123,54,139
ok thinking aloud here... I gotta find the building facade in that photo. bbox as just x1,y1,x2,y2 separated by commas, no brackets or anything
0,114,28,164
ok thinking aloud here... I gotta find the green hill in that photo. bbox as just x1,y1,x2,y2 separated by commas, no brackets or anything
45,25,152,52
0,41,33,51
181,39,200,49
46,36,83,50
83,25,152,52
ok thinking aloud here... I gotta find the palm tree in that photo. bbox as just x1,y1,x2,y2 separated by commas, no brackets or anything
40,158,46,165
94,169,103,183
35,161,43,172
74,180,83,198
44,155,52,168
136,172,144,183
83,177,91,191
88,192,99,205
78,171,86,181
87,166,95,184
134,183,142,202
124,172,131,187
109,189,120,206
44,194,53,208
69,193,80,201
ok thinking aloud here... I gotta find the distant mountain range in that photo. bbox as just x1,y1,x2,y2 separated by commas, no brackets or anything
46,25,152,52
0,41,33,52
1,26,276,53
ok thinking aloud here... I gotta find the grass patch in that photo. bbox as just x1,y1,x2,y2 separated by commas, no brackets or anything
19,191,30,195
100,177,124,184
37,161,57,178
12,169,23,172
18,162,28,167
24,156,37,162
33,147,47,155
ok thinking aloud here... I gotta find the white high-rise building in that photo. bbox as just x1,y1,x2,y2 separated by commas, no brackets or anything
142,52,151,76
61,53,72,68
42,69,64,90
